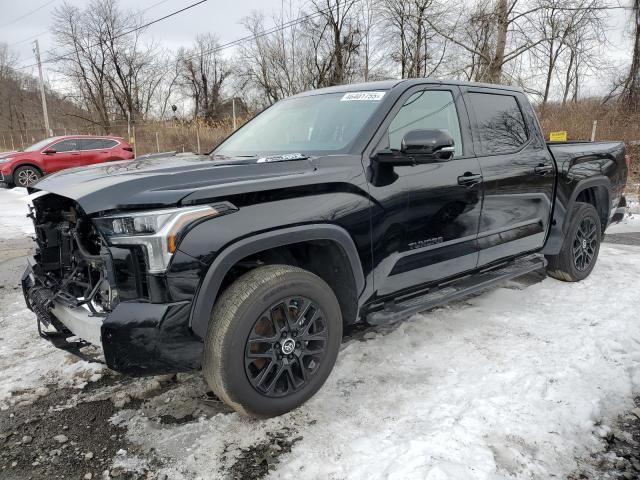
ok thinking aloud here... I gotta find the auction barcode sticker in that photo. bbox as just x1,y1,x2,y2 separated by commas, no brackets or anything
341,91,385,101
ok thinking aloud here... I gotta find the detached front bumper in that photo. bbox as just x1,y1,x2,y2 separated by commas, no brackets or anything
22,261,204,375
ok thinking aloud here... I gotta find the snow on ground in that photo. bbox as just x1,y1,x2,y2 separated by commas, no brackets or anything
0,187,35,239
607,214,640,234
0,186,104,407
0,293,105,408
2,187,640,478
109,239,640,480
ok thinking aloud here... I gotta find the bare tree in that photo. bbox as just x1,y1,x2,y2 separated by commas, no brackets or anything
178,34,231,121
305,0,361,86
0,43,18,79
620,0,640,111
51,0,170,129
428,0,546,83
380,0,448,78
237,9,313,106
529,0,605,108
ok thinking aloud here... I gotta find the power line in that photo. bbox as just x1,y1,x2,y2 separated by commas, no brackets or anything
0,0,57,28
141,0,174,14
6,0,172,52
14,0,208,71
8,30,49,47
181,0,361,64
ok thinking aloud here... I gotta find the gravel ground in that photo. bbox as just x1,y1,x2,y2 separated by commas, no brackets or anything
569,398,640,480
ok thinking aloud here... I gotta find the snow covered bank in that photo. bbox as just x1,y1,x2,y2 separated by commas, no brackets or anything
0,292,105,407
0,187,34,240
606,215,640,234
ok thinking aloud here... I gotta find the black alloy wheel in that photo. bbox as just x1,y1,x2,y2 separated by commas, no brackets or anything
245,296,328,397
573,216,598,271
545,201,601,282
203,264,342,417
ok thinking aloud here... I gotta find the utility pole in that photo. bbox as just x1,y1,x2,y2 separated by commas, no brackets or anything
32,40,52,137
232,97,237,131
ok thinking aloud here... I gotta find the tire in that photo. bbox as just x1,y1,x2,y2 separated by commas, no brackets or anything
13,165,42,187
545,201,601,282
203,264,342,417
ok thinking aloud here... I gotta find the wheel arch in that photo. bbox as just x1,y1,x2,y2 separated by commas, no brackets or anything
13,162,43,175
542,176,611,255
189,224,365,339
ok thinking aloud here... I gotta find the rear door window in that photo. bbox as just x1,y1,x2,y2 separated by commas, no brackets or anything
52,139,79,152
100,139,118,149
468,92,528,155
79,138,104,150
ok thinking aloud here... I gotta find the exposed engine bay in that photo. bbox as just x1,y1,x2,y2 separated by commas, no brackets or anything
25,193,117,324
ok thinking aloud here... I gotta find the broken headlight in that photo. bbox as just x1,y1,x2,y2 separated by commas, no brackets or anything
94,204,236,273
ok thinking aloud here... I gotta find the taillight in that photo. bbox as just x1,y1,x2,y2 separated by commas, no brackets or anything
625,154,631,168
123,147,133,152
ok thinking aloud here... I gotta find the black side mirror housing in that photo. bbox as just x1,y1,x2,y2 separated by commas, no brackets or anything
371,148,416,166
401,129,455,161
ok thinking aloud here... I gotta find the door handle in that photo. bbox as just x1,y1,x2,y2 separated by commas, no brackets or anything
534,164,553,175
457,172,483,187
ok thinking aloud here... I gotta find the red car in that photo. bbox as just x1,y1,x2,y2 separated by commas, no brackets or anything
0,135,134,188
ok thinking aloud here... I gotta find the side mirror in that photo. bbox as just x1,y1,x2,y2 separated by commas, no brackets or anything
42,149,56,155
371,148,416,166
401,129,455,161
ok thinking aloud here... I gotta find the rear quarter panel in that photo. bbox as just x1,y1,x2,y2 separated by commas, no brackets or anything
550,141,626,211
543,141,626,254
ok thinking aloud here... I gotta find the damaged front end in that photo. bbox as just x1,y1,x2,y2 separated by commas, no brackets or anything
21,192,209,375
22,194,116,361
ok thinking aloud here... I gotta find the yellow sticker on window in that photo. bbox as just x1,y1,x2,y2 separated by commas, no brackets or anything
549,131,567,141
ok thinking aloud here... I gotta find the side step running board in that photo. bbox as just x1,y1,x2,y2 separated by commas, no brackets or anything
366,254,546,326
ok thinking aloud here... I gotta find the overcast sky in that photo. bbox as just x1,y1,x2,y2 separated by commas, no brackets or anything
1,0,284,75
0,0,635,97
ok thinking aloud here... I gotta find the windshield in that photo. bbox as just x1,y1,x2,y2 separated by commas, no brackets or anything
214,91,386,157
23,137,61,152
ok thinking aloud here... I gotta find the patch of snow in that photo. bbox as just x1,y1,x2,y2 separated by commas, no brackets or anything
0,293,105,407
117,244,640,480
606,213,640,234
627,194,639,215
0,187,34,240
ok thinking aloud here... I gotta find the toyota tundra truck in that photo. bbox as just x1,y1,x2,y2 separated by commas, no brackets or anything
21,79,628,417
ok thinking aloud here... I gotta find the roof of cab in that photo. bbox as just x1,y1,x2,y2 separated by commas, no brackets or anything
290,78,524,98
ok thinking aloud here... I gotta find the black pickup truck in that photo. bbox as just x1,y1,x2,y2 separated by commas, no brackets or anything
21,79,627,417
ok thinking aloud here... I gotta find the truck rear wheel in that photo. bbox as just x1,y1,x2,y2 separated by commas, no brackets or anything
545,202,601,282
202,264,342,417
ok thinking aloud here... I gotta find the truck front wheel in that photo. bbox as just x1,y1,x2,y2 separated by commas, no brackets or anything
546,201,601,282
202,264,342,417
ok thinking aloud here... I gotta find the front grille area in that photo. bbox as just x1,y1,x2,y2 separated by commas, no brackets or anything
29,193,117,314
132,246,149,299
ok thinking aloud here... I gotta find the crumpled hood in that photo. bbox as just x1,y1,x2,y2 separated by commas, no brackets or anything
33,153,317,214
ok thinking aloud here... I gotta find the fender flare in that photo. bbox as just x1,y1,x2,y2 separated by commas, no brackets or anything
188,224,366,339
542,176,611,255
